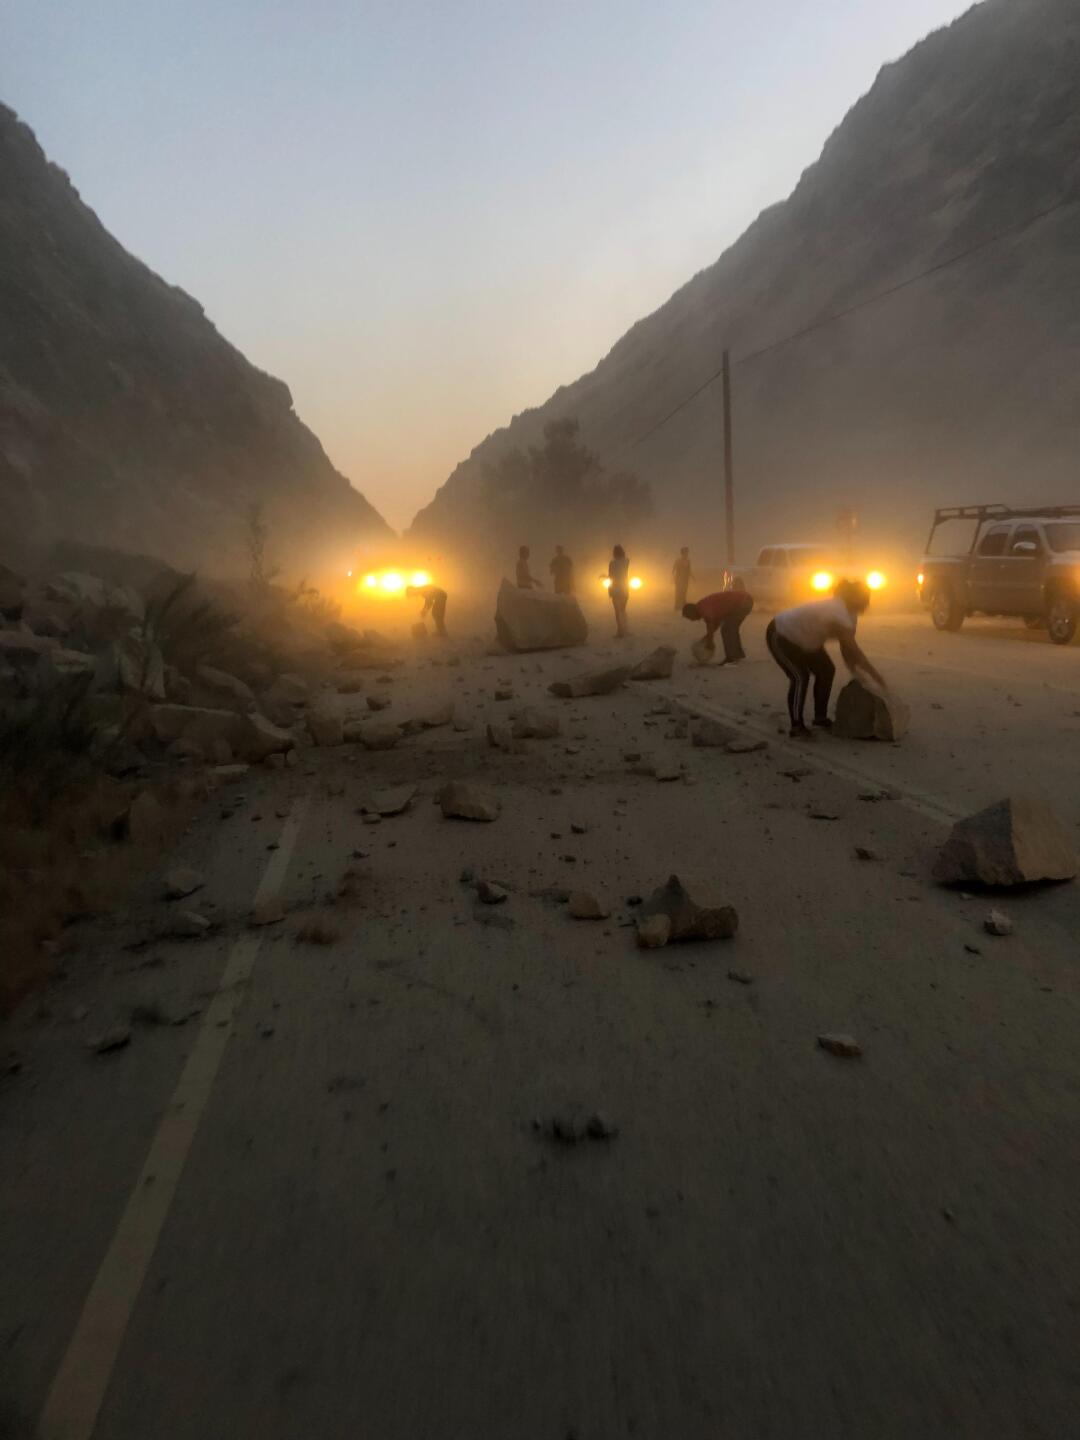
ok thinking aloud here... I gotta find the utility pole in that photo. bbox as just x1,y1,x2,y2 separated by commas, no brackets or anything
721,348,735,567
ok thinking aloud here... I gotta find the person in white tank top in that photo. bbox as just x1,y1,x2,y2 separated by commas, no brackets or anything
766,580,887,738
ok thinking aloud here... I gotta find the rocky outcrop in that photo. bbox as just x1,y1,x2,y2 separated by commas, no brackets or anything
412,0,1080,559
0,105,391,575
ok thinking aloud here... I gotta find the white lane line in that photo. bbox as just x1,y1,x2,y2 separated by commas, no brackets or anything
39,799,309,1440
657,690,962,827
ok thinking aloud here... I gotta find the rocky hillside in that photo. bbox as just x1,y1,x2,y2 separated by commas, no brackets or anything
0,104,392,577
412,0,1080,563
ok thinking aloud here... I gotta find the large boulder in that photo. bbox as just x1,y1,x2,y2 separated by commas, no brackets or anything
638,874,738,941
494,578,588,652
549,665,631,699
834,678,910,741
934,795,1077,887
631,645,676,681
439,781,500,821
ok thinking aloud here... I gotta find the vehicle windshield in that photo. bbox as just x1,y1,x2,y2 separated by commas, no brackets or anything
1045,523,1080,553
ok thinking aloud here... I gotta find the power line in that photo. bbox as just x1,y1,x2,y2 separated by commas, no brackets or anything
609,191,1078,461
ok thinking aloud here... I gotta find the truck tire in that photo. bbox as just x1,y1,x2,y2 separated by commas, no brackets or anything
1047,595,1077,646
930,587,964,632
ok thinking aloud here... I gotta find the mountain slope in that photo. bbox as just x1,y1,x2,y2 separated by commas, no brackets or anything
412,0,1080,563
0,104,392,576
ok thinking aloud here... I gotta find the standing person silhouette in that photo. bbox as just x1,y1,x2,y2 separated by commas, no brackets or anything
672,547,692,610
549,545,575,594
607,543,630,638
515,545,541,589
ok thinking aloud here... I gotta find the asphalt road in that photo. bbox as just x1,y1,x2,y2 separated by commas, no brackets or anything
3,604,1078,1440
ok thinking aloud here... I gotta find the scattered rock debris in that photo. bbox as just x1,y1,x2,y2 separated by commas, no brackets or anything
817,1033,862,1058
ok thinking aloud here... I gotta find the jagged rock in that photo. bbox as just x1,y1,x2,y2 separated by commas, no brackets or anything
196,665,255,710
88,1024,132,1054
691,637,716,665
511,707,561,740
439,781,500,822
495,578,588,652
817,1033,862,1058
692,717,738,747
43,647,96,681
984,908,1014,936
834,678,910,741
486,722,523,753
238,712,294,762
638,874,738,942
726,738,768,754
163,867,205,900
568,891,610,920
549,665,631,699
0,630,58,666
366,694,391,712
368,784,417,817
636,914,672,949
652,756,683,782
306,695,344,747
400,701,455,734
475,879,508,904
167,909,211,938
631,645,676,681
934,795,1077,887
348,720,400,750
250,896,285,927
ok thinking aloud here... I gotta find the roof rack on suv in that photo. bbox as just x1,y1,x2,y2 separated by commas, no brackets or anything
926,504,1080,552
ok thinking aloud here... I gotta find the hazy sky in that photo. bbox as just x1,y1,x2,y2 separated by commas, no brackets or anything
5,0,972,530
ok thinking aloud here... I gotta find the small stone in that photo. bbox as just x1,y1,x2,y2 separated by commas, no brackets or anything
725,738,768,754
727,969,754,985
494,688,514,702
162,867,205,901
984,909,1014,937
367,694,391,711
475,879,508,905
636,913,672,949
568,891,610,920
854,846,881,861
570,822,587,835
167,910,211,938
964,943,982,955
440,781,500,822
251,896,286,927
817,1033,862,1058
586,1112,619,1140
88,1024,132,1054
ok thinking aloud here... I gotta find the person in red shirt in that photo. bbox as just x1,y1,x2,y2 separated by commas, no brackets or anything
682,586,754,663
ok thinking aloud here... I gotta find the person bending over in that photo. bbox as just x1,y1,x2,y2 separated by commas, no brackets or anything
406,583,448,637
682,588,754,663
766,579,885,738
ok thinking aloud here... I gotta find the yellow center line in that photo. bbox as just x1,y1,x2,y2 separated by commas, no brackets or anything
39,799,309,1440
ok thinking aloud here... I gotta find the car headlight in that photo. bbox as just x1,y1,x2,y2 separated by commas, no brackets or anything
629,576,643,590
916,572,925,587
866,570,886,591
601,577,612,589
362,574,378,589
811,570,834,592
410,570,431,587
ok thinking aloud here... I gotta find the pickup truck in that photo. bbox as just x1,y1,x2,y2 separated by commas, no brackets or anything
725,543,887,608
917,504,1080,645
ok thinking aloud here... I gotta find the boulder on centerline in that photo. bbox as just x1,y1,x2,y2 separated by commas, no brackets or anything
638,874,738,942
631,646,676,681
549,665,631,699
495,579,588,652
